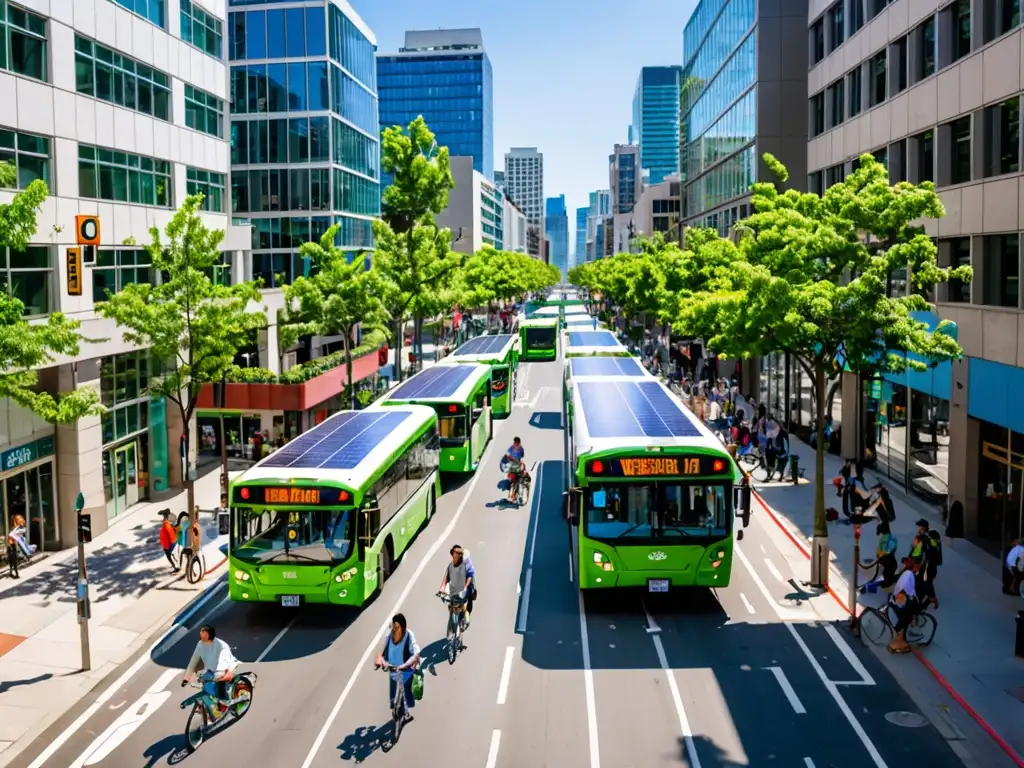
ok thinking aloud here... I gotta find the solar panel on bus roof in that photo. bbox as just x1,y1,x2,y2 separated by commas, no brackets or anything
570,357,644,377
389,364,477,400
454,334,512,356
261,410,413,469
578,380,700,438
567,331,619,347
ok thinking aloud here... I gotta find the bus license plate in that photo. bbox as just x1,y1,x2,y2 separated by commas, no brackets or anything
648,579,669,593
281,595,300,607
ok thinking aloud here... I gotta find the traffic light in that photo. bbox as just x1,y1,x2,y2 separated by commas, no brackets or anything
76,492,91,543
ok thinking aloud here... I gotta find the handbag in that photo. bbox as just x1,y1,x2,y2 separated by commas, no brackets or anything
411,671,424,701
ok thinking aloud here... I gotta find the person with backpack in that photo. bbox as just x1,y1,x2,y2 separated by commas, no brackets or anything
922,528,942,608
375,613,421,723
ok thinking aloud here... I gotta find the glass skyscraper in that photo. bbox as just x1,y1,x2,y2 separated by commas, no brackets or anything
574,206,588,269
545,195,568,278
631,66,682,184
228,0,380,287
377,29,494,180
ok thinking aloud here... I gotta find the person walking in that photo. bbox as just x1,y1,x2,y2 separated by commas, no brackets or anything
159,511,180,572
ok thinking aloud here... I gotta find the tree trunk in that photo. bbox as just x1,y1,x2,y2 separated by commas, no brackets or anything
344,334,355,410
183,421,198,550
809,360,830,588
413,312,423,372
393,318,404,383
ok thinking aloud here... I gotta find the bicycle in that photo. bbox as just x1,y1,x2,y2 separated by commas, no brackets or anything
437,590,468,664
375,662,414,752
858,599,937,648
512,471,531,508
179,670,256,752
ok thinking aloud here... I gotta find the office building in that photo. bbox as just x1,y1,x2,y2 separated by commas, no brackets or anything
584,189,611,261
803,0,1024,552
575,206,589,269
610,144,643,252
494,169,504,193
632,66,683,184
526,223,543,259
634,175,682,239
545,195,569,278
680,0,808,233
377,28,493,180
435,156,504,254
504,147,544,224
504,198,528,253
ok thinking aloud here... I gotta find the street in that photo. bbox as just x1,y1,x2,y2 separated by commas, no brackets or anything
10,358,966,768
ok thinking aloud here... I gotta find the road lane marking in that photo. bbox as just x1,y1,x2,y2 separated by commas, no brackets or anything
652,634,702,768
804,759,816,767
734,546,807,621
25,581,228,768
577,591,601,768
299,439,497,768
496,646,514,705
255,617,296,662
740,593,755,614
766,666,806,714
485,730,501,768
823,624,875,686
517,569,533,633
763,558,784,584
642,600,661,634
785,623,889,767
517,461,547,633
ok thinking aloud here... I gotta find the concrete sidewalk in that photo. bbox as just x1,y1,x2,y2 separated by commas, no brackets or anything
0,469,232,768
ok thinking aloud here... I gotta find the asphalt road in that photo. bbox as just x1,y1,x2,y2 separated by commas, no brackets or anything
12,358,969,768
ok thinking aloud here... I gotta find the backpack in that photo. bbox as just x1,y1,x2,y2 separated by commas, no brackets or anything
928,530,942,566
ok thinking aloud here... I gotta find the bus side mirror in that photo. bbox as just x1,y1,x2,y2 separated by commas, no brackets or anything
734,485,751,528
563,489,580,526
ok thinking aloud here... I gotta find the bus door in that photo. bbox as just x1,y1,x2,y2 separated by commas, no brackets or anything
358,499,380,559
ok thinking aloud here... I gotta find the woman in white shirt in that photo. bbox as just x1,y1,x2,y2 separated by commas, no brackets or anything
182,625,239,719
888,557,921,654
1003,536,1023,595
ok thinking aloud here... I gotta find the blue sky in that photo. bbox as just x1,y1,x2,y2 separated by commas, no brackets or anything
355,0,697,248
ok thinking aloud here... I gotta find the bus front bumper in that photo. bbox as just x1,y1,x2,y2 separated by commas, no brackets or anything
229,568,368,606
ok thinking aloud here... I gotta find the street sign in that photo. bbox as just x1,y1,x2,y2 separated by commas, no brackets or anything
66,247,83,296
77,511,92,544
75,215,100,245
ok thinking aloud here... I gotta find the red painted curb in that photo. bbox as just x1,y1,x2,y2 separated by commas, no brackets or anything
752,490,1024,767
204,556,227,577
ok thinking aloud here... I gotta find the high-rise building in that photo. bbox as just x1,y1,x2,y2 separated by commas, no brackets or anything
494,169,505,193
504,198,528,254
434,156,504,254
632,66,683,184
377,29,493,180
504,147,544,225
584,190,611,261
574,206,589,270
229,0,380,285
545,195,569,278
680,0,807,233
610,145,643,252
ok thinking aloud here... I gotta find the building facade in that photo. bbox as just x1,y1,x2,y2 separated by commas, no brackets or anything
804,0,1024,553
575,205,589,269
435,155,504,254
634,174,682,238
503,146,544,225
376,28,493,180
584,188,611,261
632,65,683,184
494,168,504,193
681,0,808,233
504,197,527,253
544,195,569,277
610,144,643,252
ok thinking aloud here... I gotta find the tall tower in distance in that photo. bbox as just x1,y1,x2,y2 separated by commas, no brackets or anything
632,66,682,184
545,195,569,279
503,147,544,225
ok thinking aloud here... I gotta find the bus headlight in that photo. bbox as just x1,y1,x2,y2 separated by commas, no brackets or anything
592,551,614,571
335,567,358,583
234,570,250,581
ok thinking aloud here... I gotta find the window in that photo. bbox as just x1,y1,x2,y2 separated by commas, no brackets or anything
99,351,150,446
914,130,934,183
808,170,824,196
984,96,1020,176
185,84,224,138
890,139,907,182
914,16,936,82
892,36,908,94
74,36,170,121
870,50,887,107
948,117,972,184
180,0,222,59
1,2,48,81
78,144,172,206
0,245,51,316
868,0,887,20
827,79,845,128
848,65,863,117
827,2,845,53
810,93,825,137
92,248,152,303
945,238,972,302
811,19,825,64
826,163,846,188
947,0,972,64
983,0,1020,42
849,0,865,34
982,234,1019,307
111,0,165,29
186,167,225,212
0,128,49,189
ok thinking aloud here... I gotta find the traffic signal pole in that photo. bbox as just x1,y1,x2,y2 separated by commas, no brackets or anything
75,492,92,670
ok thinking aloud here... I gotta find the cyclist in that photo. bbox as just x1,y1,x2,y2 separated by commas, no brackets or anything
439,544,476,626
887,556,922,654
375,613,421,724
504,437,526,502
182,624,238,720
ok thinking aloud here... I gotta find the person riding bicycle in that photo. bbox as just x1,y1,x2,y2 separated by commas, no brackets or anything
182,624,238,720
374,613,421,724
439,544,476,626
505,437,526,502
887,557,922,654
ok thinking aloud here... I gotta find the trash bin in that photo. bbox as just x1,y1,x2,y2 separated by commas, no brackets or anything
1016,611,1024,659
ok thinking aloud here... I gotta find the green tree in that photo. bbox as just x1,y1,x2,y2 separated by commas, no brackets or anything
0,162,103,422
98,195,265,530
678,153,970,586
374,117,459,379
282,224,388,410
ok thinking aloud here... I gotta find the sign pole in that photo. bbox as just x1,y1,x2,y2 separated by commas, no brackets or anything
75,492,92,670
849,523,861,635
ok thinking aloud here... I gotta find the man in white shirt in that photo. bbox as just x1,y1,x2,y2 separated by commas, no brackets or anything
888,557,921,654
183,624,239,719
1003,536,1023,595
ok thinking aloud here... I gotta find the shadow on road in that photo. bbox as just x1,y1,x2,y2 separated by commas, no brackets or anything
0,672,52,693
528,411,562,430
337,722,393,762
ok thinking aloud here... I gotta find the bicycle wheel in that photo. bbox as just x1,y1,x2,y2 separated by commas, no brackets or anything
858,607,892,647
230,677,253,718
186,553,203,584
184,704,207,752
906,612,937,647
447,627,458,665
738,452,758,469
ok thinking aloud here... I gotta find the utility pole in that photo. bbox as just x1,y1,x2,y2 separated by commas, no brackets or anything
849,523,861,635
75,492,92,670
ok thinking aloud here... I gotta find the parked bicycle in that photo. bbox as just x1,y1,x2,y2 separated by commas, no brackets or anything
858,600,937,648
179,670,256,752
437,590,468,664
375,662,412,752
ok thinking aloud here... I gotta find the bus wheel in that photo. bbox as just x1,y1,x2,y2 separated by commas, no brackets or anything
379,541,393,585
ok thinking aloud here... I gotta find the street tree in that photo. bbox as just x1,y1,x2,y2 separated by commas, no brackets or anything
98,194,265,533
0,163,103,422
281,224,389,410
677,153,970,587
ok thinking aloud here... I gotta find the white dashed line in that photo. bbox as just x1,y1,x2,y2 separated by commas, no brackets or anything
767,666,806,713
739,593,756,614
496,646,514,705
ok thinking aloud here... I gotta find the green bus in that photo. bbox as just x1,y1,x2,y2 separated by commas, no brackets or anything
519,317,559,361
564,315,606,331
227,406,442,606
446,334,519,418
380,363,493,472
563,330,630,358
562,356,652,423
565,375,751,591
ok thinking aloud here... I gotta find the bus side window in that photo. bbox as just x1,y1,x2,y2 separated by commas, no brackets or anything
407,430,430,481
472,387,486,421
359,500,378,557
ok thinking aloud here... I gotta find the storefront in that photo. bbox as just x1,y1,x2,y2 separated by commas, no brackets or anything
196,410,304,467
757,352,842,439
99,351,153,520
0,435,58,552
975,423,1023,553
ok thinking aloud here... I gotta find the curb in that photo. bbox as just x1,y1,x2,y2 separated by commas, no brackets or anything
753,489,1024,768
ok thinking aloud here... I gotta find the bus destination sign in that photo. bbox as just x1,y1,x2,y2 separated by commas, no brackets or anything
586,455,729,478
231,485,350,506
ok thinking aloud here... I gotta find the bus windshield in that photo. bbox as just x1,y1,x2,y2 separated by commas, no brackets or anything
434,405,467,444
526,327,556,347
583,483,730,540
231,508,354,564
491,365,509,393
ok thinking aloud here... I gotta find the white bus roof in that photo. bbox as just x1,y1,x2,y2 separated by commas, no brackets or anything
448,334,519,363
520,316,559,328
570,375,722,456
233,406,436,491
565,356,653,381
381,362,490,404
564,305,589,316
531,306,560,316
563,329,628,357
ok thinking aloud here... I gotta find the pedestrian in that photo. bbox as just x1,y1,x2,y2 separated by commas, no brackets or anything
159,510,179,572
1002,536,1023,595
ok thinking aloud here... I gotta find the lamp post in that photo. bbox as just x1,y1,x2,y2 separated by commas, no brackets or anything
75,492,91,670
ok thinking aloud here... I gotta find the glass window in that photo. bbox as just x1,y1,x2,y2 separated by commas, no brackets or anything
827,78,844,128
2,2,48,81
583,483,730,539
915,16,936,82
808,170,824,195
92,247,152,303
810,92,825,137
948,116,972,185
285,8,305,58
984,0,1020,43
99,352,150,446
949,0,972,64
328,3,376,89
245,10,266,60
0,127,50,189
288,62,307,110
848,65,862,117
333,167,380,216
266,8,285,59
0,244,51,316
229,11,245,60
849,0,865,34
186,166,226,212
185,84,224,138
180,0,222,59
892,36,908,94
985,96,1020,176
827,2,844,54
306,6,327,57
982,234,1019,307
915,129,934,183
110,0,165,29
308,61,328,111
75,35,170,120
870,50,886,107
811,19,825,64
78,143,172,207
945,237,972,302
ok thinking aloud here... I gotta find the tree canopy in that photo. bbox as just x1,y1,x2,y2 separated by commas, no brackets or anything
455,245,561,308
